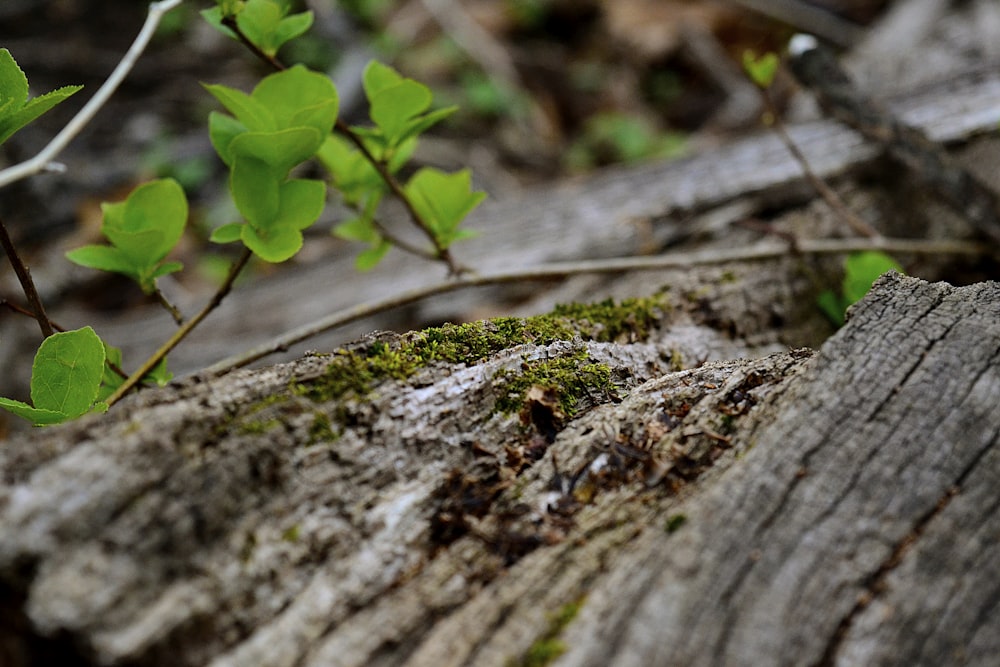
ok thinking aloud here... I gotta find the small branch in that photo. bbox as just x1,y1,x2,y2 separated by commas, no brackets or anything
334,119,466,274
760,90,880,239
0,215,54,337
205,236,989,375
106,248,252,407
370,218,439,262
152,287,185,325
0,0,183,188
221,15,286,71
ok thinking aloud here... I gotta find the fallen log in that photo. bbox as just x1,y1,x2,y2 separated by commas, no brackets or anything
1,273,997,666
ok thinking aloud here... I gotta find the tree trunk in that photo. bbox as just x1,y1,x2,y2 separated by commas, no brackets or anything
1,272,997,667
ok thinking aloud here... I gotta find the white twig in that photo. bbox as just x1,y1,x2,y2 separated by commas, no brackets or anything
205,236,990,375
0,0,183,188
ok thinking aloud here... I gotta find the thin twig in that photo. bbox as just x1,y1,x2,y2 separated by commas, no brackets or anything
370,218,438,262
0,0,183,188
761,90,880,238
221,15,286,71
0,215,54,337
106,248,252,407
152,287,185,325
204,236,989,375
334,118,465,274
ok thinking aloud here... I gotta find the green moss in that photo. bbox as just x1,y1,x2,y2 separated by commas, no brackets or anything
511,597,586,667
493,349,613,416
295,296,666,404
307,412,338,443
237,417,282,435
665,513,687,533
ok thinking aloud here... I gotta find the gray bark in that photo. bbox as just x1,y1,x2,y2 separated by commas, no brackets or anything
1,273,998,666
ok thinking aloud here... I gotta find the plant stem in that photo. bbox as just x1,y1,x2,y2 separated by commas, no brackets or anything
152,286,185,325
105,248,252,407
205,236,990,375
761,90,880,239
0,215,54,338
333,119,465,274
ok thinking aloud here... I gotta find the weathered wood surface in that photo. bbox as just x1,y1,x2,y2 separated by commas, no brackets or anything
1,273,997,666
16,60,1000,381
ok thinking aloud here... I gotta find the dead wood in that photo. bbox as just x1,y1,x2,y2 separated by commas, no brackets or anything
1,273,998,666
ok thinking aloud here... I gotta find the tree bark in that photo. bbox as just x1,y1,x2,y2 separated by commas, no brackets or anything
1,273,997,666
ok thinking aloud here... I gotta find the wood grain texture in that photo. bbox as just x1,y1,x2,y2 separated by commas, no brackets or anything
1,274,997,666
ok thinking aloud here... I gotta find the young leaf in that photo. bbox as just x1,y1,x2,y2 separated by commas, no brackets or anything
65,245,134,275
251,65,338,134
0,327,106,425
106,178,188,266
404,168,485,245
0,48,82,145
237,0,313,57
355,238,392,271
274,178,326,230
207,111,249,166
202,83,274,132
842,251,903,305
31,326,105,418
210,221,245,244
67,179,188,294
231,156,281,227
743,50,779,89
240,223,304,262
228,126,324,176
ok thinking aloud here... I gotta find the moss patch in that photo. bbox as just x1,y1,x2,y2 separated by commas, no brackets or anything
492,349,614,417
294,295,666,404
510,597,586,667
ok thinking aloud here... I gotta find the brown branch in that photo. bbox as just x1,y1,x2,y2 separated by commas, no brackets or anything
106,248,252,406
761,90,880,239
0,215,54,338
204,236,989,375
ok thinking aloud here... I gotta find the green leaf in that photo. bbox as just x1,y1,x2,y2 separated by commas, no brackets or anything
207,111,248,166
31,327,105,417
271,11,315,53
0,48,29,114
0,85,83,145
0,398,67,426
816,289,845,327
252,65,338,134
210,221,245,243
234,0,313,57
231,156,280,227
275,178,326,230
105,178,188,266
317,135,385,203
228,126,324,175
203,83,274,132
404,168,485,245
355,239,391,271
370,80,432,142
362,60,405,99
0,48,82,145
842,251,903,305
334,215,379,243
151,261,184,280
241,223,303,262
66,245,134,274
743,50,779,89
